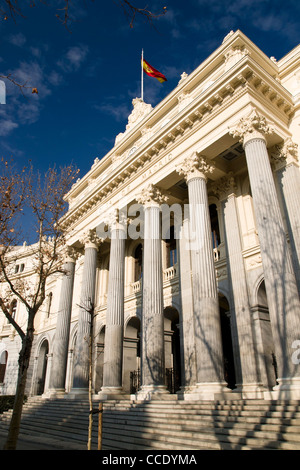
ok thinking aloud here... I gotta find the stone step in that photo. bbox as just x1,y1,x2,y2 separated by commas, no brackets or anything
103,411,300,435
1,398,300,450
101,421,300,450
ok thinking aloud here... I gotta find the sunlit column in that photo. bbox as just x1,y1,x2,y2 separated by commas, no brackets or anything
100,211,126,398
177,154,227,398
270,138,300,294
212,174,264,397
48,247,77,395
230,109,300,397
71,229,101,394
137,184,168,398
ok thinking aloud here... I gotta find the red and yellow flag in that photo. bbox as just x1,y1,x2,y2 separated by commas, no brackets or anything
142,58,167,83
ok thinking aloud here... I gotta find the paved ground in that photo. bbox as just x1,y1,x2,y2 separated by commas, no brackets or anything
0,431,89,450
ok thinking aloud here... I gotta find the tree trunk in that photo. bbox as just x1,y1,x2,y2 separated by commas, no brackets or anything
87,307,94,450
3,319,34,450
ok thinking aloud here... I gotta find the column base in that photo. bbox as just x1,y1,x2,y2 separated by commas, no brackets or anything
67,387,89,399
264,377,300,400
135,385,175,402
42,388,67,399
97,387,129,401
181,382,232,401
234,383,266,399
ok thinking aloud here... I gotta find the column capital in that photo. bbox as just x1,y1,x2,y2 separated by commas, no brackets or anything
104,208,128,232
176,152,215,182
136,183,168,207
270,138,299,170
211,172,237,200
80,228,103,249
62,245,79,264
229,108,274,146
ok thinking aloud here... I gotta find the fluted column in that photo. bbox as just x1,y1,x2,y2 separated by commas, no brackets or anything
99,211,126,398
137,184,168,398
48,247,77,395
230,109,300,397
178,204,197,390
271,138,300,294
72,229,101,394
212,175,264,397
176,154,227,398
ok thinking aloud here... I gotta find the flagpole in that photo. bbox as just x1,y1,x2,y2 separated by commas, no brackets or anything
141,48,144,101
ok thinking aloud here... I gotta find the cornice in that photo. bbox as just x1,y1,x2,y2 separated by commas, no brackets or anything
60,51,295,233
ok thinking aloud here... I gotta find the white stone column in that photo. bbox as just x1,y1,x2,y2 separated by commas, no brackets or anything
99,212,126,399
230,109,300,398
48,247,77,396
136,184,169,399
71,229,101,395
271,138,300,294
176,154,227,399
177,204,197,391
212,175,264,398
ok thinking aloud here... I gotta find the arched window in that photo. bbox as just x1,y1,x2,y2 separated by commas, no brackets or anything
0,351,8,383
134,244,143,282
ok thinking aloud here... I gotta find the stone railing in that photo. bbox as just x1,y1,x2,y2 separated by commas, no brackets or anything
163,264,178,282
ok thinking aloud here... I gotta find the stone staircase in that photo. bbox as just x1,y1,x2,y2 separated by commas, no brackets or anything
1,397,300,450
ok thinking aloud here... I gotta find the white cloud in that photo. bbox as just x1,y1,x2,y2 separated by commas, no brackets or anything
57,45,89,72
8,33,27,47
0,118,18,136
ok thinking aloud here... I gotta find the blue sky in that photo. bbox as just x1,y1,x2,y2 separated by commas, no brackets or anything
0,0,300,180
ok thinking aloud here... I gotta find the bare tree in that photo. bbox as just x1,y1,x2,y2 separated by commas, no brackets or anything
0,159,79,450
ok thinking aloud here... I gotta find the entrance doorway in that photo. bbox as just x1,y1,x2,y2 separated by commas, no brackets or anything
219,294,236,389
164,306,181,393
36,339,49,395
123,316,141,394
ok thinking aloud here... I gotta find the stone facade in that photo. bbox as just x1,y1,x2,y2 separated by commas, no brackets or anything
1,30,300,401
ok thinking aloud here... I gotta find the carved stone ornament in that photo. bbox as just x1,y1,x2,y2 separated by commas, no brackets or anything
80,229,103,248
229,108,274,146
270,138,299,168
178,72,188,85
176,153,215,182
115,98,152,145
211,172,237,199
136,183,168,207
104,208,128,231
64,245,79,263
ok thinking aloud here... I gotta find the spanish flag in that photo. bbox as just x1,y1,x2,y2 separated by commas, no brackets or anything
142,58,167,83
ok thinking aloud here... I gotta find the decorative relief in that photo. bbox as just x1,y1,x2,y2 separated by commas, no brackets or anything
224,45,250,71
178,72,188,85
103,208,128,231
211,172,237,199
115,98,152,145
80,229,103,248
229,108,274,145
178,92,193,111
176,152,215,182
136,183,168,207
245,253,262,270
64,245,80,263
270,138,298,169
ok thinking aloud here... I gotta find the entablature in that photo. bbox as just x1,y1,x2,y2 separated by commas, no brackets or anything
60,34,295,235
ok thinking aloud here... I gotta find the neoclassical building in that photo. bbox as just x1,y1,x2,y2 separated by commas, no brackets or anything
1,30,300,402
